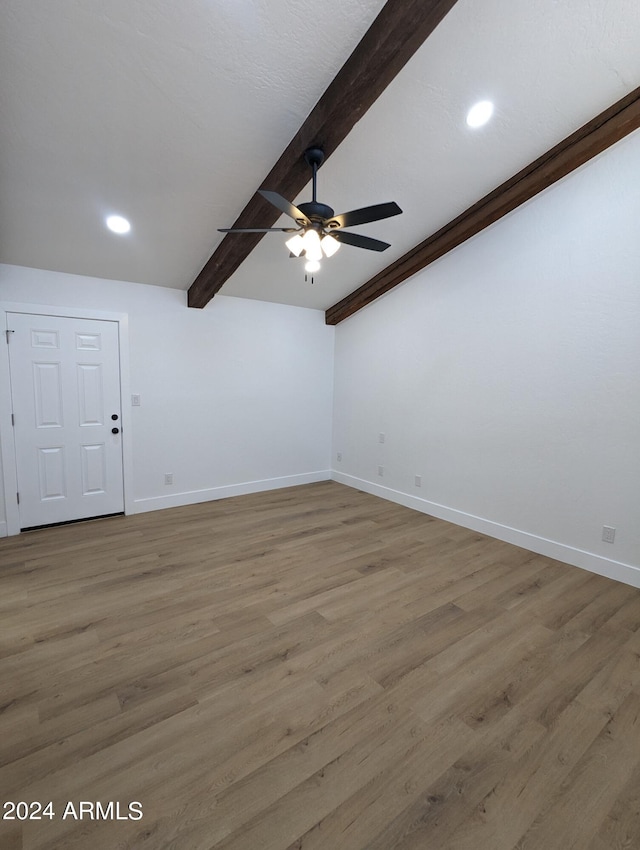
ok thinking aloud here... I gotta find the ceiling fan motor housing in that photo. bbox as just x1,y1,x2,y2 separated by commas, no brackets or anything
297,201,335,224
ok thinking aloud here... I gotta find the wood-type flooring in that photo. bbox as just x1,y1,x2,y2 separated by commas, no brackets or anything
1,481,639,849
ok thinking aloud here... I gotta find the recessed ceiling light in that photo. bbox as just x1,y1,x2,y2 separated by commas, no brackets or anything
466,100,494,128
106,214,131,234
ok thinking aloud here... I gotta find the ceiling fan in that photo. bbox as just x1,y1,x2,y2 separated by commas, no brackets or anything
218,147,402,272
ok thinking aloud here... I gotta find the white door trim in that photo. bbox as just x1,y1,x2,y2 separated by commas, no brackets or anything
0,302,133,536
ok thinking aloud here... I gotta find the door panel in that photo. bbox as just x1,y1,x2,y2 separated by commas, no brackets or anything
81,444,107,495
77,363,104,425
33,362,64,427
8,313,124,528
37,446,66,500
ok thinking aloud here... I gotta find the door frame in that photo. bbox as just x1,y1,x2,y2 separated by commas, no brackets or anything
0,302,133,536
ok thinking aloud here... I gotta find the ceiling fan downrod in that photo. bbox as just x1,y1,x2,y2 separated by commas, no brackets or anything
303,147,325,205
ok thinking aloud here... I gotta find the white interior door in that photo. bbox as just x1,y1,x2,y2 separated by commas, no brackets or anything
8,312,124,529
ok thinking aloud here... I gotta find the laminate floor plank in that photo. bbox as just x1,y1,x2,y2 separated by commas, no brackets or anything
585,760,640,850
513,690,640,850
0,481,638,849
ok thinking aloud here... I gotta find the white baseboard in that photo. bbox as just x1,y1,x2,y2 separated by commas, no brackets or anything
132,470,332,514
0,520,7,538
332,471,640,589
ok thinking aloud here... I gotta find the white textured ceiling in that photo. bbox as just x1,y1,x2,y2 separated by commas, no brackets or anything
2,0,640,311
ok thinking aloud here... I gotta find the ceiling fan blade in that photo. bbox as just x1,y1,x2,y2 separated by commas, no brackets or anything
259,190,310,225
332,230,391,252
326,201,402,230
218,227,298,233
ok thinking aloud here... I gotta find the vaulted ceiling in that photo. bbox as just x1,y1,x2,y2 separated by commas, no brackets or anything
2,0,640,319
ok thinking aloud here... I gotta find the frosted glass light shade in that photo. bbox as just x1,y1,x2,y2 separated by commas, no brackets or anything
285,234,305,256
301,229,322,261
321,234,340,257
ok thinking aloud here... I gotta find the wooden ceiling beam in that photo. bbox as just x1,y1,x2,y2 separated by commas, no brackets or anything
325,86,640,325
187,0,460,309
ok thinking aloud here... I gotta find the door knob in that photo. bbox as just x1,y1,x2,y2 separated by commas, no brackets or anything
112,427,120,434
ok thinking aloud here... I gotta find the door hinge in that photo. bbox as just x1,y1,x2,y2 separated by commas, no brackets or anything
6,329,15,343
17,492,20,505
11,413,15,426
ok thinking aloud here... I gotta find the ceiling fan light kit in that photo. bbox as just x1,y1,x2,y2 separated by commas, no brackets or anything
218,147,403,278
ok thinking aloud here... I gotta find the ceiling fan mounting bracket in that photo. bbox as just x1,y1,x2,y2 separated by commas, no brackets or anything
303,147,325,169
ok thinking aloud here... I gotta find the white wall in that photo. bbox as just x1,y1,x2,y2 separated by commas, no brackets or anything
332,130,640,586
0,266,334,530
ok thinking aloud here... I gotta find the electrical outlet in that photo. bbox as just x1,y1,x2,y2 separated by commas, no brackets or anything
602,525,616,544
378,432,385,444
415,475,422,487
131,394,141,406
164,473,174,486
336,452,342,462
378,465,384,477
